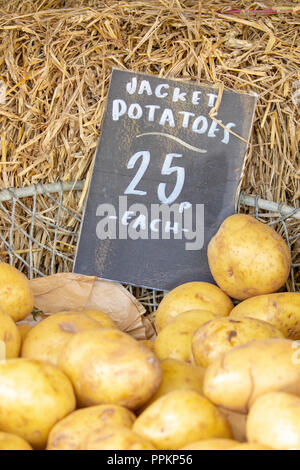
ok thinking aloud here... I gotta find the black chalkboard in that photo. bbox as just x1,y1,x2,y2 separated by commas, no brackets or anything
74,69,257,291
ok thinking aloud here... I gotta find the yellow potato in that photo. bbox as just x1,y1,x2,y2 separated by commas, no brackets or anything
58,328,162,409
22,311,105,366
155,282,233,331
0,432,32,450
47,404,136,450
83,425,155,450
0,312,21,358
180,438,239,450
231,443,273,450
133,390,232,450
203,339,300,413
0,262,34,321
0,358,75,449
154,310,217,362
208,214,291,300
192,316,284,367
139,339,156,353
218,408,247,442
230,293,300,340
17,323,33,344
247,392,300,450
141,358,205,410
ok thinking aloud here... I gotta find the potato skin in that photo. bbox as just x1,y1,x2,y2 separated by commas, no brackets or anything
208,214,291,300
0,358,76,449
180,439,239,450
0,312,21,358
203,339,300,413
133,390,232,450
155,282,233,331
230,293,300,340
58,328,162,409
154,310,217,363
69,309,117,329
247,392,300,450
141,358,205,410
192,316,284,367
0,432,32,450
47,404,136,450
0,262,34,321
22,312,105,366
231,443,273,450
83,426,156,450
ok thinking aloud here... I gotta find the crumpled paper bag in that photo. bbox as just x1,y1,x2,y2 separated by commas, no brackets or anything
24,273,155,340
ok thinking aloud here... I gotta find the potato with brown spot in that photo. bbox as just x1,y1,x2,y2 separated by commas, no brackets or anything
0,358,75,449
247,392,300,450
47,404,136,450
0,312,21,358
83,426,156,450
133,390,232,450
0,262,34,321
0,432,32,450
155,282,233,332
154,310,217,363
208,214,291,300
203,339,300,413
192,316,284,367
230,292,300,340
58,328,162,409
22,311,107,366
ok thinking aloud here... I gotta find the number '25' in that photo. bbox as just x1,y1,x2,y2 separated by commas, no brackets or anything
124,150,185,205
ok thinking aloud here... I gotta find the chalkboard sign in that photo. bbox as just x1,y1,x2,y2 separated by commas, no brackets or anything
74,69,257,291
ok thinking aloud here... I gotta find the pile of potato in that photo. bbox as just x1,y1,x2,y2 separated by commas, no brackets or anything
0,213,299,450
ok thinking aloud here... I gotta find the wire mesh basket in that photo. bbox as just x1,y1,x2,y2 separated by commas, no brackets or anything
0,181,299,314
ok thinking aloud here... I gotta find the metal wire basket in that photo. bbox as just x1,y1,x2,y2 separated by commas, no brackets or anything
0,181,299,313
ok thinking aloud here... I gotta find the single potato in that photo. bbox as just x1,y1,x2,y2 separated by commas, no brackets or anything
0,358,76,449
58,328,162,409
133,390,232,450
231,443,273,450
22,311,106,366
0,432,32,450
141,358,205,410
208,214,291,300
192,316,284,367
17,323,33,344
83,426,155,450
180,439,239,450
203,339,300,413
218,408,247,442
155,282,233,332
47,404,136,450
0,262,34,321
0,312,21,358
154,310,217,362
247,392,300,450
230,292,300,340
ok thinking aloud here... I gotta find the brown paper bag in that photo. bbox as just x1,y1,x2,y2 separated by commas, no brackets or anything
25,273,155,340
